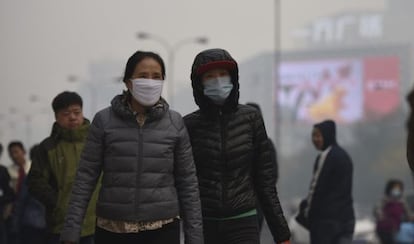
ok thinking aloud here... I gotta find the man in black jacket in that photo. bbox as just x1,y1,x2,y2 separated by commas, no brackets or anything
298,120,355,244
184,48,290,244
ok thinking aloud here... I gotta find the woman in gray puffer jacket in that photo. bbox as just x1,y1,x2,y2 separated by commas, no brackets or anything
60,51,203,244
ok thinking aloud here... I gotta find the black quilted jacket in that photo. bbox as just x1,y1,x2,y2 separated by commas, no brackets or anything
184,48,290,242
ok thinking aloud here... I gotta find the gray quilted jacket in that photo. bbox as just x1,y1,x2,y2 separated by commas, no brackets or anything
60,94,203,244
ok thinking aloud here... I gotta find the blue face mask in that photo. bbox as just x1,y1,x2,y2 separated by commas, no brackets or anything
203,76,233,105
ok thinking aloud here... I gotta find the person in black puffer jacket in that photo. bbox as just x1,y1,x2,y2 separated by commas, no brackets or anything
184,48,290,244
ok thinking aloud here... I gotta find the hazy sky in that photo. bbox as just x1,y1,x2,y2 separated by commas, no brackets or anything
0,0,384,161
0,0,384,112
0,0,276,109
0,0,272,150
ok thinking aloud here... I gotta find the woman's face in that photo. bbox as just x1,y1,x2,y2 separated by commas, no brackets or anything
126,57,163,90
312,127,324,150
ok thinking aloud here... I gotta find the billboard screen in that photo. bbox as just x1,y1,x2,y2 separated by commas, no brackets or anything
277,56,400,124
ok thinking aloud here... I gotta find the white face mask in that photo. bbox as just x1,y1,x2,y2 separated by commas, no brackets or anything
391,188,402,199
203,76,233,105
129,78,164,107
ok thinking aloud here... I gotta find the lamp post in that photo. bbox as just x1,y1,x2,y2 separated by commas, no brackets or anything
136,32,208,107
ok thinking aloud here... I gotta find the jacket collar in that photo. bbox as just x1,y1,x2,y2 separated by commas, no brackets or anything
111,91,168,122
51,120,90,142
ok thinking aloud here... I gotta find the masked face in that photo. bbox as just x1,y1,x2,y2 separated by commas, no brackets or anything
390,187,402,199
129,78,163,106
202,68,233,105
127,57,164,107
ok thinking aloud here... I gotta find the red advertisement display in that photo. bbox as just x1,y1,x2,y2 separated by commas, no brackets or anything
363,57,400,118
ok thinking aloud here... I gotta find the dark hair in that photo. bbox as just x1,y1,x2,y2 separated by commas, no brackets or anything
0,143,3,157
52,91,83,113
8,141,25,154
385,179,404,196
122,51,166,83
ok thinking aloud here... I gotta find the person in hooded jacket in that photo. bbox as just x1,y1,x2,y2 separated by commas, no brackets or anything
184,48,290,244
60,50,203,244
297,119,355,244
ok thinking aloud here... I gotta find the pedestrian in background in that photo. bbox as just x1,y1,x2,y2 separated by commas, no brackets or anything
11,144,47,244
6,141,32,244
374,179,413,244
184,48,290,244
296,119,355,244
28,91,99,244
7,141,31,194
60,51,203,244
0,143,15,244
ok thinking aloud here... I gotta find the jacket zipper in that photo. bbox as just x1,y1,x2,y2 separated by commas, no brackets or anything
135,121,144,219
72,134,79,188
219,109,227,208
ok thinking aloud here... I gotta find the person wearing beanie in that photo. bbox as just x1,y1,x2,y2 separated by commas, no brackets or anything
27,91,99,244
60,51,203,244
296,119,355,244
184,48,290,244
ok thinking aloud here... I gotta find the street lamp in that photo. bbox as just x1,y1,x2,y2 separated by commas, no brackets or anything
136,31,208,107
